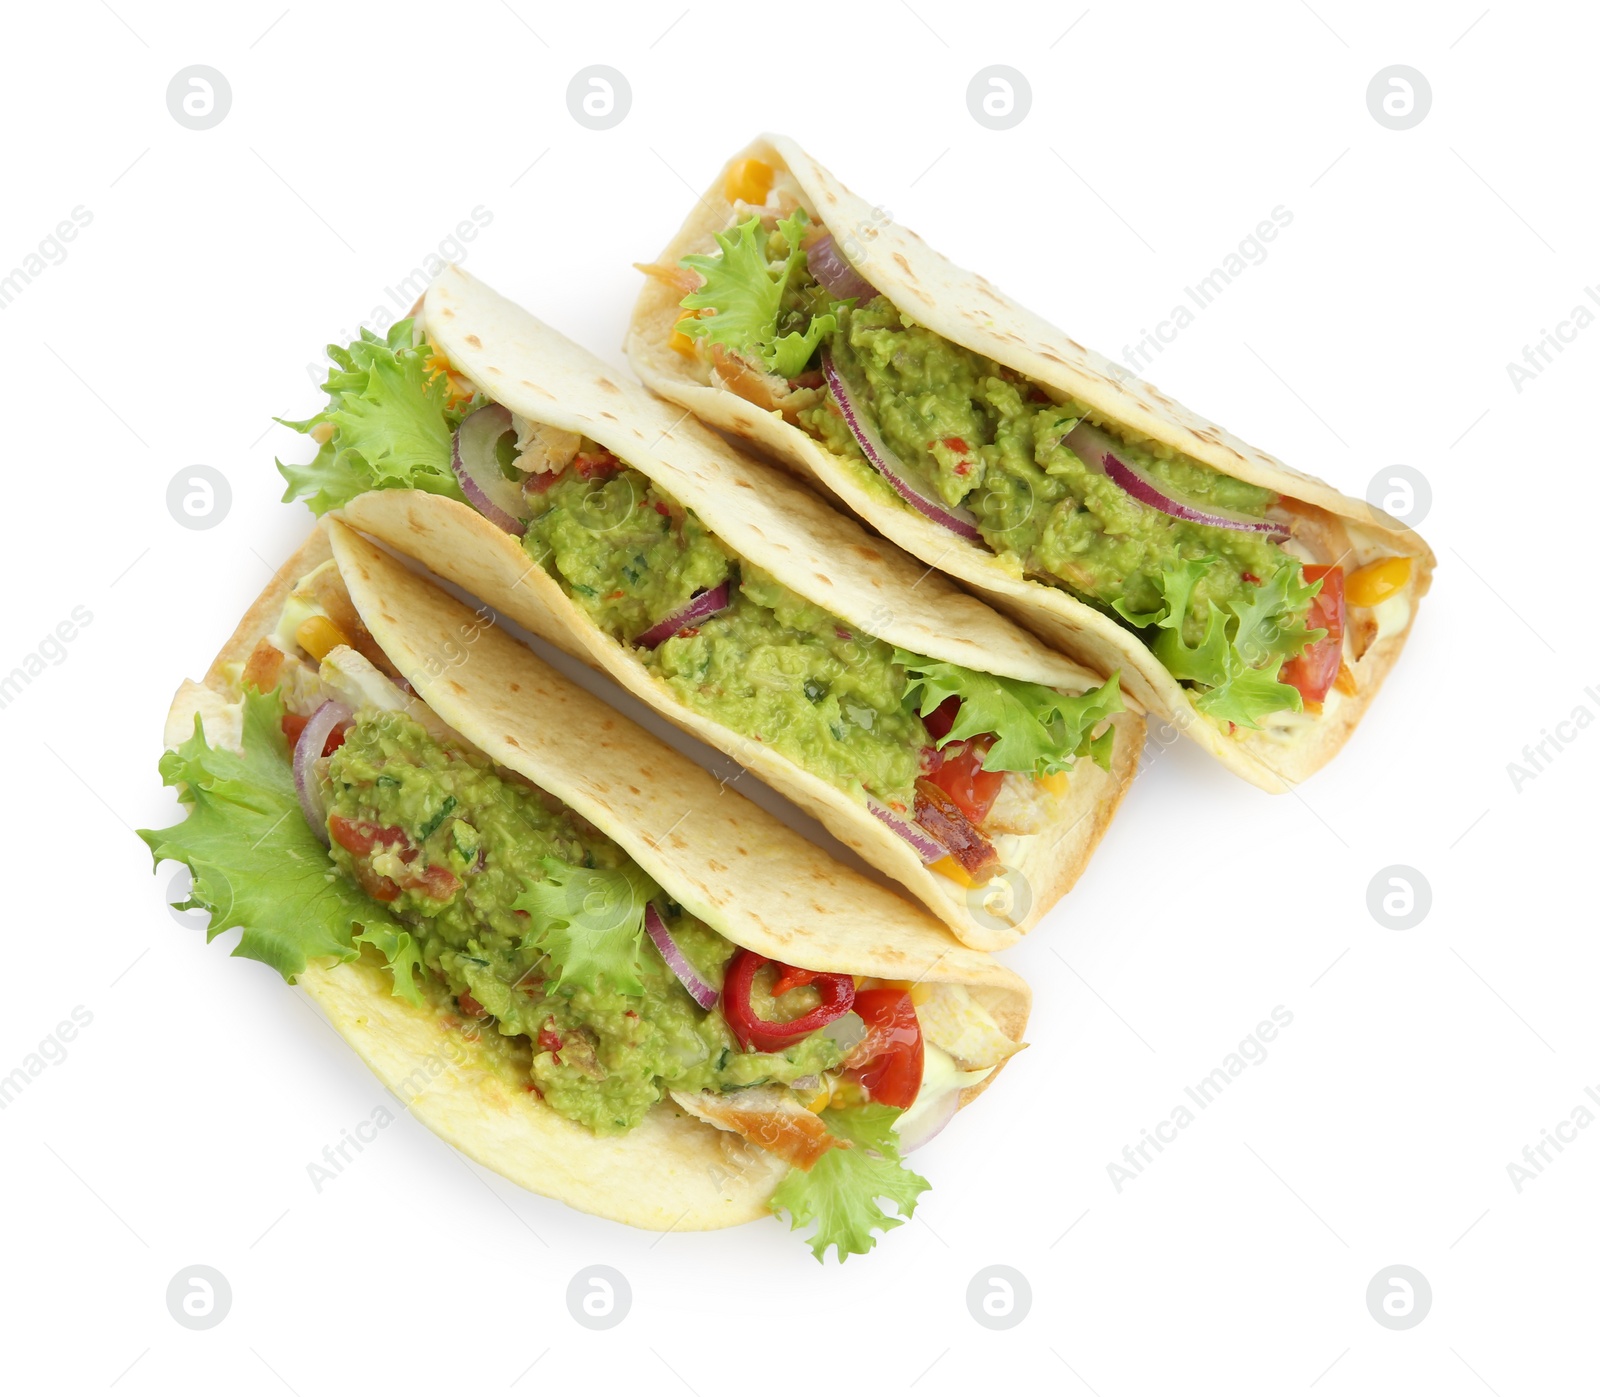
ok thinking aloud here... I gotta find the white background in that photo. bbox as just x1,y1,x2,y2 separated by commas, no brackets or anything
1,2,1591,1393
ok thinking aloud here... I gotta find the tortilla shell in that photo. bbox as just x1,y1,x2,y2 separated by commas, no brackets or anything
625,135,1436,791
342,265,1143,948
169,522,1029,1233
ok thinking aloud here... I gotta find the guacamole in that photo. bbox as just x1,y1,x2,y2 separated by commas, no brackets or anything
322,709,843,1133
798,298,1292,649
525,468,927,805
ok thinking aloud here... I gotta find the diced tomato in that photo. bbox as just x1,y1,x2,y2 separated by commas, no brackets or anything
351,864,401,903
538,1019,563,1054
409,863,462,901
941,436,969,453
524,470,560,495
653,501,672,517
1241,571,1260,584
327,816,460,901
458,991,484,1018
1281,565,1345,706
281,714,347,757
922,696,961,742
924,739,1004,825
327,816,407,857
573,450,621,481
846,989,924,1109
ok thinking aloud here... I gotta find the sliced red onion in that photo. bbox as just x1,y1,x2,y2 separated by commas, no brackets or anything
645,905,718,1010
633,581,731,650
866,796,949,864
807,233,877,303
1066,421,1288,540
896,1087,961,1153
451,402,527,536
293,700,351,845
823,356,982,541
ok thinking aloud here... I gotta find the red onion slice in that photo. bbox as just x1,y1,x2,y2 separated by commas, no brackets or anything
293,700,351,845
806,233,877,303
896,1086,961,1153
645,905,718,1010
633,581,731,650
866,796,949,864
1066,421,1288,540
451,402,527,536
822,356,982,541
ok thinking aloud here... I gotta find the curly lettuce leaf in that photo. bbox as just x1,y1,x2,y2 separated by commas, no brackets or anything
137,688,424,1002
1147,558,1325,729
277,319,472,515
513,859,653,996
770,1104,930,1262
679,210,837,380
897,652,1122,776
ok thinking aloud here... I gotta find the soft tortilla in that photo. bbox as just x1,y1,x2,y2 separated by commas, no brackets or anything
342,265,1143,949
625,134,1436,791
168,522,1029,1233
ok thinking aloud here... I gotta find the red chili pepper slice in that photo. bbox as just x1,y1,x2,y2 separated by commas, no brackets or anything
721,950,855,1052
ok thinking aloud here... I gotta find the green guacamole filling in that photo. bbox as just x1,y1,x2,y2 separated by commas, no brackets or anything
323,708,844,1134
524,469,930,806
673,209,1330,730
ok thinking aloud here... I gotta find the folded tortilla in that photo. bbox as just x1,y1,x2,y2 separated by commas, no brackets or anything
162,520,1029,1233
341,265,1143,949
626,134,1435,791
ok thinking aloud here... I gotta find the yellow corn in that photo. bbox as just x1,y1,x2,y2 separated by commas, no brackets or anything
1039,771,1069,797
295,614,352,661
724,157,773,206
669,312,698,358
805,1080,833,1113
929,855,983,889
310,421,335,445
1347,556,1412,608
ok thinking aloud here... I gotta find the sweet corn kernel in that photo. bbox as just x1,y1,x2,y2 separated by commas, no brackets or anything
805,1081,832,1113
669,312,698,358
1347,556,1412,607
724,157,773,206
1039,771,1070,797
929,855,984,889
295,614,352,661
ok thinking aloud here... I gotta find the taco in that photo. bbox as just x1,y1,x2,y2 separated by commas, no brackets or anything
625,135,1435,791
277,266,1144,950
138,520,1030,1259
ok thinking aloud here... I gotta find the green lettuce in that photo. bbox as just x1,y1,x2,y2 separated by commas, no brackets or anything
513,859,654,997
897,653,1123,775
770,1104,930,1262
137,689,425,1002
679,210,837,380
1146,559,1324,728
277,319,474,515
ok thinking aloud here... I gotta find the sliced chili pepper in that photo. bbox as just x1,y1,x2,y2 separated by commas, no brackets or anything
721,949,855,1052
769,965,818,998
914,779,1001,878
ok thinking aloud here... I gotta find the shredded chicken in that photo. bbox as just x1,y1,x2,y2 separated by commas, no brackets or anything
511,413,582,478
984,773,1058,836
670,1086,846,1171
